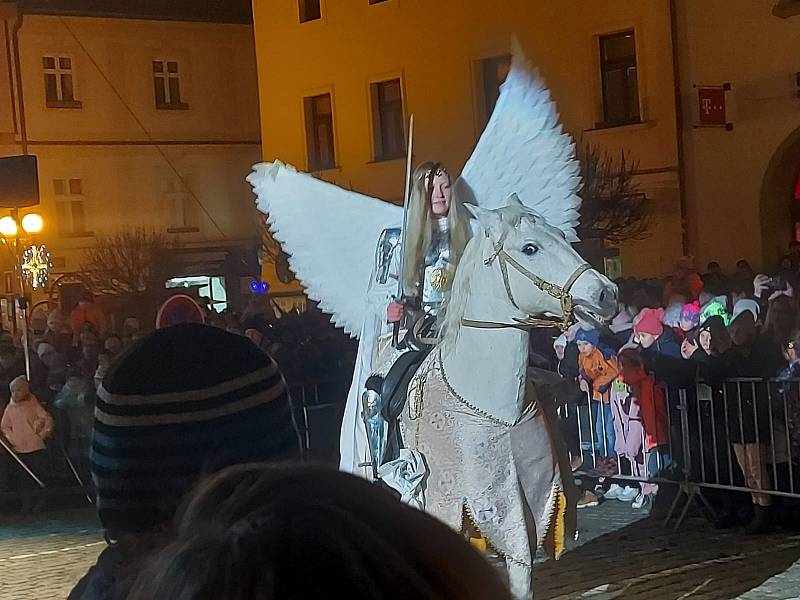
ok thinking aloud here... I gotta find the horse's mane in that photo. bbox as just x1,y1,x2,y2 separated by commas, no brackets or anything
439,206,540,355
439,227,486,355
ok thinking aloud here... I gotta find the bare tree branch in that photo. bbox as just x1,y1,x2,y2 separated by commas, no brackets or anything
577,140,651,245
82,229,174,296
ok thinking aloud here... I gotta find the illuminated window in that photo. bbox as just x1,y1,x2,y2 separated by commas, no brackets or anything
478,55,511,128
153,60,188,110
42,55,81,108
370,78,405,160
599,31,640,127
299,0,321,22
304,93,336,171
54,178,91,237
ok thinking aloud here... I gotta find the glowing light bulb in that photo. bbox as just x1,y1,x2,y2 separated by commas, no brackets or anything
0,216,17,237
21,213,43,234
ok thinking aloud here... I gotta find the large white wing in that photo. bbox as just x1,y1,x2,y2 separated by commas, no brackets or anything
247,162,402,338
458,42,582,241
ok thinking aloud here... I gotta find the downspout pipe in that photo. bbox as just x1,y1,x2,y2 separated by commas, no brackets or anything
11,11,26,155
669,0,689,256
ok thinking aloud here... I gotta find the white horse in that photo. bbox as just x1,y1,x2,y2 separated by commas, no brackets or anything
393,197,617,600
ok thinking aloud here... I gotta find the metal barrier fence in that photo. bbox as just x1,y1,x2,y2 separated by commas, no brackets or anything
562,377,800,527
288,379,349,462
0,379,350,501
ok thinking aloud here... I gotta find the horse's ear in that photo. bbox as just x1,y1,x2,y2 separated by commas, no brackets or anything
465,203,502,232
506,193,524,208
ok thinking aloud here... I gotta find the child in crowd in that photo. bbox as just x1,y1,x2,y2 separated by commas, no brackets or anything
576,329,619,472
680,301,701,337
553,334,583,472
1,376,54,496
634,308,682,359
616,349,670,510
777,335,800,474
663,302,686,341
606,363,639,503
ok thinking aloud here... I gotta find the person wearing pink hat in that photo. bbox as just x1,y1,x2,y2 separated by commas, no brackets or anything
633,308,682,359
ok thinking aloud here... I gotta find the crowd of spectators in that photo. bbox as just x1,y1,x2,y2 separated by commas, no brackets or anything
532,253,800,534
0,291,356,506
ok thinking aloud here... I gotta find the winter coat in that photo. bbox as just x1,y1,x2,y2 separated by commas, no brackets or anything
777,361,800,464
578,347,619,403
703,346,771,444
1,395,53,453
609,381,643,457
68,537,161,600
620,365,670,450
650,327,683,360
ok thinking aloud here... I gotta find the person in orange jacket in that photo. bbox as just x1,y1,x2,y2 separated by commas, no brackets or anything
576,329,619,468
69,292,108,340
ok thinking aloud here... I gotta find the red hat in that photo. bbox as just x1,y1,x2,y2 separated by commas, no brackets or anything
634,308,664,337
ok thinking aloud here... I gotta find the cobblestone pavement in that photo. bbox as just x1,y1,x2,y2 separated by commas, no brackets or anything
0,501,799,599
536,500,800,599
0,508,103,600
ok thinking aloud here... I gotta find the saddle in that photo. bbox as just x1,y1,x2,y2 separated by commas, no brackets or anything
363,322,434,472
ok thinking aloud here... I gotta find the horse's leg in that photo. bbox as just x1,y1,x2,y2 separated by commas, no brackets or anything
461,507,512,590
507,562,533,600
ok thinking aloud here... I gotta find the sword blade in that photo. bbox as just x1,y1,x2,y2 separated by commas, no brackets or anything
397,113,414,300
393,114,414,348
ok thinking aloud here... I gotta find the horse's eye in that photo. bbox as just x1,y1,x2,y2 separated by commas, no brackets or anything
522,243,539,256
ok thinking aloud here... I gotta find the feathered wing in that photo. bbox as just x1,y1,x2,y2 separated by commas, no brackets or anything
458,41,582,241
247,162,402,338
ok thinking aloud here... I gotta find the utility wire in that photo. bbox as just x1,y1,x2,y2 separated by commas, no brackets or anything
50,11,228,239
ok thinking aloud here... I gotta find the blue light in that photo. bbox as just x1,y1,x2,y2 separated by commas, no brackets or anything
250,280,270,294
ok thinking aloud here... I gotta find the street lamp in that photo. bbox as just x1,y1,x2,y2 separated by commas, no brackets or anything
0,209,46,380
0,211,44,236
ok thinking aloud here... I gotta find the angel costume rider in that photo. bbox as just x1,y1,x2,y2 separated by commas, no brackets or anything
341,161,470,478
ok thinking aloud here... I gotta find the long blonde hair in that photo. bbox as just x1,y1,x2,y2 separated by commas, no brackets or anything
401,162,470,296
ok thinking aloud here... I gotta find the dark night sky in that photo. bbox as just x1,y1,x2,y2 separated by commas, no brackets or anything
17,0,253,23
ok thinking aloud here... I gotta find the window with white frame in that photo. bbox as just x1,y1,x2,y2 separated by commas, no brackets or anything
370,78,405,160
42,55,81,108
164,177,198,233
152,60,188,109
54,178,91,237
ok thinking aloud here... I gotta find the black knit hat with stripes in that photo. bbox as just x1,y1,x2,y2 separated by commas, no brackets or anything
92,323,301,535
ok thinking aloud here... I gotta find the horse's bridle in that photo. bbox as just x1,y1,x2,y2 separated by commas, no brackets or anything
460,230,591,333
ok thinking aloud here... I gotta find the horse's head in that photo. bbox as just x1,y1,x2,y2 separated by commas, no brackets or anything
462,195,617,329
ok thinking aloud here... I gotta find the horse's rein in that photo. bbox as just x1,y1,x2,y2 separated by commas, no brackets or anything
460,231,591,333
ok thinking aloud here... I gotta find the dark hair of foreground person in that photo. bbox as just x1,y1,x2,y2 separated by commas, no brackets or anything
128,464,512,600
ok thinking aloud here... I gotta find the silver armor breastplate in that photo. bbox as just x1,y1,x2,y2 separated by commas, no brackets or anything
422,228,453,315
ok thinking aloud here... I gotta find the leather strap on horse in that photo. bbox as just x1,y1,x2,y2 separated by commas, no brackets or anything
462,230,591,332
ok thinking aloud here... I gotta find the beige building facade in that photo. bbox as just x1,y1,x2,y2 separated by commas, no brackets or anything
0,1,261,318
252,0,684,279
674,0,800,271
